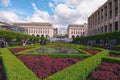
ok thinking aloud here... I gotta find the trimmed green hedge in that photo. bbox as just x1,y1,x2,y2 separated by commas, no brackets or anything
0,43,117,80
0,30,40,39
102,57,120,64
0,48,39,80
16,53,91,59
73,31,120,44
46,50,109,80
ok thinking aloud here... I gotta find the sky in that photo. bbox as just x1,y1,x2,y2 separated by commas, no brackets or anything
0,0,107,31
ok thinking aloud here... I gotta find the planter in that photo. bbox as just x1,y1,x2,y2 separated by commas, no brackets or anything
81,48,100,55
110,52,120,58
30,47,81,54
10,47,32,54
87,62,120,80
18,55,82,79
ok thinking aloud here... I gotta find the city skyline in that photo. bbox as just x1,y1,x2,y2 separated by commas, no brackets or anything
0,0,107,31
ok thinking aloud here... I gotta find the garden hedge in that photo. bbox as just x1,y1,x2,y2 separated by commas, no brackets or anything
0,30,40,39
0,48,39,80
0,43,117,80
16,53,91,59
46,50,109,80
73,31,120,44
102,57,120,64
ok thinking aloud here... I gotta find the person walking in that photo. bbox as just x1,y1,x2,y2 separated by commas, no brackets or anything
0,40,8,48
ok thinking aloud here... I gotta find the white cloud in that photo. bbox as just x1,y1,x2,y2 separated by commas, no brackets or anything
52,0,65,5
65,0,82,6
26,3,50,22
49,2,55,12
0,0,108,31
1,0,11,7
28,0,107,31
0,11,20,22
54,4,79,24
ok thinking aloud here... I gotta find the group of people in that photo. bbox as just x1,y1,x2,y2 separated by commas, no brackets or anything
103,43,111,49
0,40,8,48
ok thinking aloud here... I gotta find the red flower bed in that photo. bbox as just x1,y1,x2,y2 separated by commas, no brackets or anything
18,56,82,79
110,52,120,58
10,48,31,54
87,62,120,80
81,48,100,55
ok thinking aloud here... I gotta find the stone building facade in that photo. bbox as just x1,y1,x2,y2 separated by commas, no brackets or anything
88,0,120,36
13,22,55,38
67,23,88,38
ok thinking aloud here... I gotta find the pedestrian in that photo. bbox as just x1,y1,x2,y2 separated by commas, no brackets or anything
0,40,8,48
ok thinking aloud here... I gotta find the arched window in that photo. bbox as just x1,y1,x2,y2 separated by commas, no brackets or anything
37,34,40,37
76,35,79,38
72,35,75,38
46,35,49,38
41,35,44,37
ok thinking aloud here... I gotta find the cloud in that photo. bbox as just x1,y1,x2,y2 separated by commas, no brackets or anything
28,0,107,31
26,3,50,22
1,0,11,7
0,0,108,31
54,4,79,24
49,2,55,12
0,11,20,22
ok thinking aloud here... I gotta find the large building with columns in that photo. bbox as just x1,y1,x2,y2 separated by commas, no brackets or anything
67,23,88,38
88,0,120,36
12,22,55,38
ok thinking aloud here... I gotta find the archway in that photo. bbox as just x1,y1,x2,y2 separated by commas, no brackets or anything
76,35,79,38
72,35,75,38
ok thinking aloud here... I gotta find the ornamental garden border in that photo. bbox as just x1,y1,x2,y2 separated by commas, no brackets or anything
1,43,120,80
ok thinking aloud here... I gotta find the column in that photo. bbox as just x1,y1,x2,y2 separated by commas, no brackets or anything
103,7,105,33
118,0,120,30
106,3,109,33
112,0,115,31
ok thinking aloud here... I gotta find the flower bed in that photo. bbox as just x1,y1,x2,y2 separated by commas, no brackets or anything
110,52,120,58
0,62,4,80
30,47,80,54
18,55,82,79
87,62,120,80
10,47,31,54
81,48,100,55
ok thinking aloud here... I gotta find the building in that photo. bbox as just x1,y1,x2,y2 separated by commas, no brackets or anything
12,22,56,38
88,0,120,36
0,21,9,29
0,21,25,33
0,25,25,33
67,23,88,38
53,28,58,37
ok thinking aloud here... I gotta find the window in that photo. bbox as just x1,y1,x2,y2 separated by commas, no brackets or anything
101,27,103,33
109,2,112,19
105,25,107,32
115,22,118,31
104,6,107,21
101,9,103,23
109,24,112,32
98,12,100,24
115,0,118,17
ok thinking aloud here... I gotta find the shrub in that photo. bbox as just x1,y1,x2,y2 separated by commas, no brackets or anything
0,48,39,80
18,55,81,79
46,50,109,80
87,62,120,80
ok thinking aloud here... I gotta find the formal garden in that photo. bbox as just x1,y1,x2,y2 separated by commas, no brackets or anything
0,30,120,80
